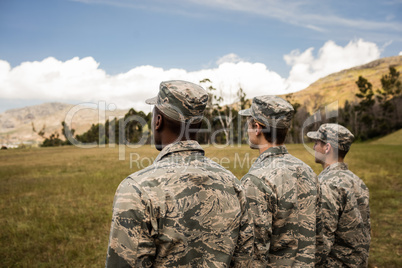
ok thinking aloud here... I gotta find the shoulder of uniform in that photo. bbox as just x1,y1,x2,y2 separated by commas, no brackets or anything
320,168,354,181
287,154,316,172
241,171,275,196
320,171,357,194
241,172,259,183
203,157,240,177
267,156,316,178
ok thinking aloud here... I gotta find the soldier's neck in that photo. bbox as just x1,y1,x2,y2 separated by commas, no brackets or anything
159,133,196,150
322,156,344,169
259,142,283,154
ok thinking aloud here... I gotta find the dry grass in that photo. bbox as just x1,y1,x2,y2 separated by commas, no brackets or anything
0,143,401,267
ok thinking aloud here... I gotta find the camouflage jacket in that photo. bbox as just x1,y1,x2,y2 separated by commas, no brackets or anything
241,145,322,267
106,140,253,267
317,162,370,267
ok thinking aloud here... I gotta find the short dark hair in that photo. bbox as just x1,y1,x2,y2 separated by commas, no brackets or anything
250,119,288,144
154,107,202,139
317,140,348,159
338,148,348,159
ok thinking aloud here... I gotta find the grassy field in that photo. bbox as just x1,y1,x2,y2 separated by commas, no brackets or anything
371,128,402,145
0,143,401,267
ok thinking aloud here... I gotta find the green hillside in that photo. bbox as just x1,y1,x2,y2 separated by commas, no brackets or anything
371,128,402,145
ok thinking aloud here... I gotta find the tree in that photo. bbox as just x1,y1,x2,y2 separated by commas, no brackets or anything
352,67,402,140
285,93,302,143
122,108,151,144
355,76,375,112
199,79,246,145
32,122,62,146
75,109,151,145
235,86,248,144
338,100,354,131
354,76,376,139
41,132,63,147
32,122,46,139
61,121,75,145
376,67,402,120
76,123,101,144
237,87,247,110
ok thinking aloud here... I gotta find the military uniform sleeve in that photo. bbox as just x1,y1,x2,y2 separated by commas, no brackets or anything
230,182,254,268
106,178,156,267
314,174,325,266
319,180,343,266
320,179,369,267
241,174,273,267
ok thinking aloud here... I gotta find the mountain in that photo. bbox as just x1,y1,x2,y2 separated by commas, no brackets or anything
0,102,129,146
283,55,402,114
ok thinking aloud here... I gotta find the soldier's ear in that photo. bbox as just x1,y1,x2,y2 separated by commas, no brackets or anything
255,122,263,136
324,143,332,154
154,114,163,131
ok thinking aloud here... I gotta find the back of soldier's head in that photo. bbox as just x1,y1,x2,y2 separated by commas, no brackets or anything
239,95,294,144
153,106,202,140
308,123,355,159
146,80,209,140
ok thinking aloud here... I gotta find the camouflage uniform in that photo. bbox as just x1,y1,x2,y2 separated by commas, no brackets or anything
239,96,322,267
106,80,253,267
307,124,371,267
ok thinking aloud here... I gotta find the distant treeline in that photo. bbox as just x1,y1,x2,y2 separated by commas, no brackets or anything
37,67,402,146
74,109,151,145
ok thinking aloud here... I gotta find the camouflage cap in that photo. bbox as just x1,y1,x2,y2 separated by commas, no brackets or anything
307,123,355,151
239,95,294,129
145,80,208,123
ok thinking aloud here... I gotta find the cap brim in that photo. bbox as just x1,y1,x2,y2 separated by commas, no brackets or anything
239,108,252,116
145,96,158,105
307,131,320,140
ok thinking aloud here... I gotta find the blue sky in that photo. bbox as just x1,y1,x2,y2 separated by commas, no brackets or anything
0,0,401,112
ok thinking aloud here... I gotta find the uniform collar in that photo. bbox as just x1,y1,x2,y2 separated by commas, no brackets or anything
323,162,349,173
254,145,288,165
155,140,204,162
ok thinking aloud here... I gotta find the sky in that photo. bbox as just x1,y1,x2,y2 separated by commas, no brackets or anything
0,0,401,113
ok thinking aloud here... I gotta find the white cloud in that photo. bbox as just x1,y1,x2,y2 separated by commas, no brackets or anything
0,39,383,112
399,51,402,55
284,39,381,91
0,56,285,112
216,53,244,65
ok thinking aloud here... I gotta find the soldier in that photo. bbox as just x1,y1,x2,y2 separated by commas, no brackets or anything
307,123,371,267
106,80,253,267
239,95,322,267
